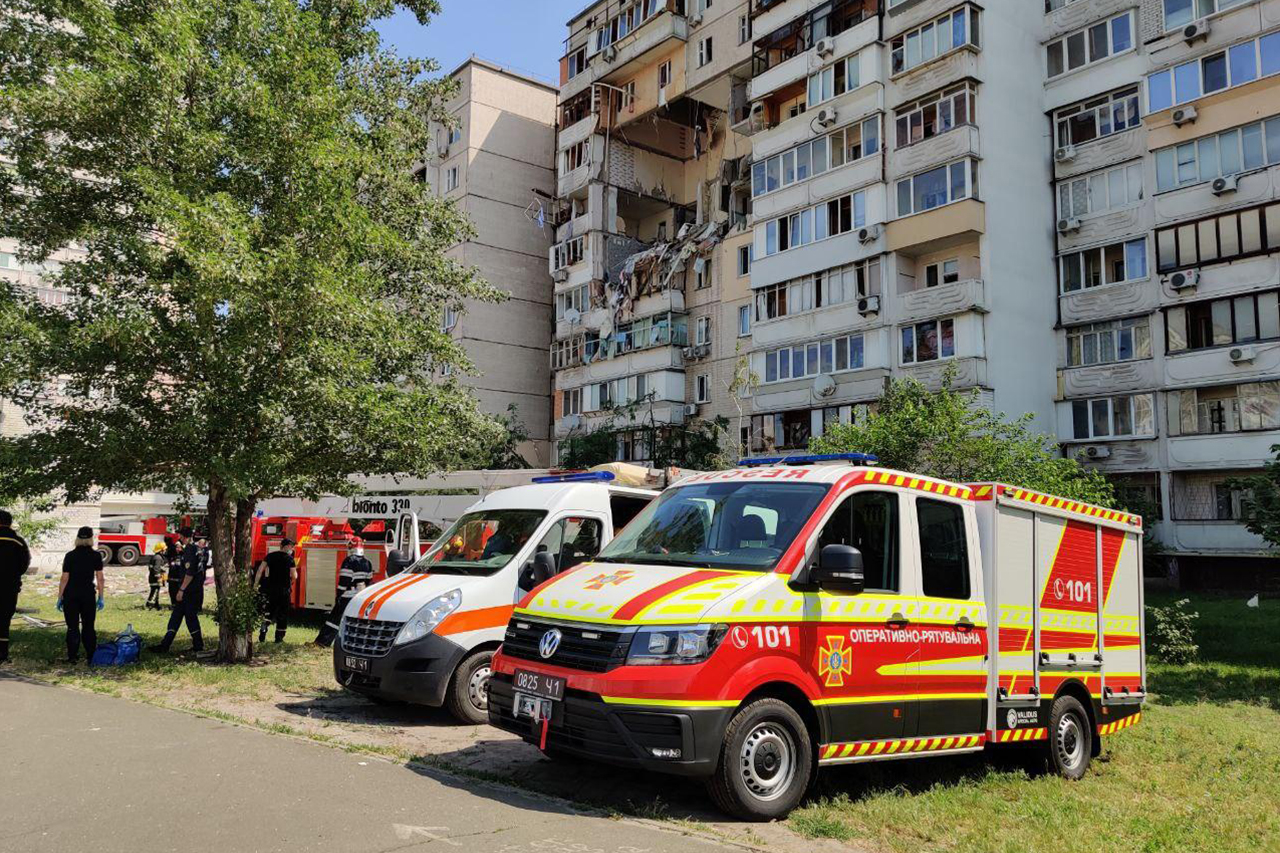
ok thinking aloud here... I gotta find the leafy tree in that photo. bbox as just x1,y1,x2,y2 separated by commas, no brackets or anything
559,404,731,471
0,0,502,660
811,370,1116,505
1228,448,1280,549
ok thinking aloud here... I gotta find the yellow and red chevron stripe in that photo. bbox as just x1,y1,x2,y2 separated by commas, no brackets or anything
1007,487,1141,528
994,727,1048,743
1098,711,1141,735
862,470,972,500
819,733,985,762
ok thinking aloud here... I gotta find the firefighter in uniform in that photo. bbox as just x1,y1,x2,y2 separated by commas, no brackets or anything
165,535,184,607
157,529,204,653
254,538,297,643
0,509,32,665
146,543,167,609
57,526,105,663
315,538,373,647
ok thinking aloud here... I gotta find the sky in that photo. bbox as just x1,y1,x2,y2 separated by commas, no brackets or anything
375,0,587,86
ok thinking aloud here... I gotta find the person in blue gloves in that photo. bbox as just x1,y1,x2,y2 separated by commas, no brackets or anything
57,526,105,664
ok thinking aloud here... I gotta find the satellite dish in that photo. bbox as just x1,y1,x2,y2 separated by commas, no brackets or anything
565,308,581,324
813,374,836,398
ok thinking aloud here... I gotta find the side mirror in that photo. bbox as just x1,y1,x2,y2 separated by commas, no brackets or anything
518,561,537,590
533,550,558,584
812,544,864,594
385,549,413,577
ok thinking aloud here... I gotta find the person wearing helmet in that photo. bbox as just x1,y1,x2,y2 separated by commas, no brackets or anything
146,543,167,609
315,538,373,647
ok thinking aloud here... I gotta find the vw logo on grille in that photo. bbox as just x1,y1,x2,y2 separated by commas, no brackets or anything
539,628,562,659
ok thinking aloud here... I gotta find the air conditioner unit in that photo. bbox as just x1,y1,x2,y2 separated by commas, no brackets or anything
1057,217,1081,234
602,45,617,62
681,346,695,359
1211,174,1238,195
552,268,569,282
1182,19,1210,43
1084,445,1111,460
1172,105,1198,126
1054,145,1077,163
688,12,703,25
816,37,836,57
1229,345,1257,363
857,295,881,316
816,107,838,127
857,224,882,244
683,403,699,416
694,344,711,358
1165,269,1199,290
436,143,450,158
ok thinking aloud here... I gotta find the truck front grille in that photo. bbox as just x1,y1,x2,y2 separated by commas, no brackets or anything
341,617,402,657
503,618,630,673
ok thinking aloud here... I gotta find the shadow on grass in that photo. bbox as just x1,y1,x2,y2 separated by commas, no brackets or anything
1149,663,1280,710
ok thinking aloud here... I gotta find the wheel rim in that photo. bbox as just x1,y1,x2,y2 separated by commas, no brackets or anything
467,664,491,712
739,721,797,802
1056,711,1085,771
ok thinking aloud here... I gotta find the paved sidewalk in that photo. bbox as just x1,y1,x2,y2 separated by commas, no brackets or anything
0,674,725,853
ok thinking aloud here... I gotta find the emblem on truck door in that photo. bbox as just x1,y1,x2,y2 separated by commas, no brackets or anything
817,636,853,687
539,628,562,659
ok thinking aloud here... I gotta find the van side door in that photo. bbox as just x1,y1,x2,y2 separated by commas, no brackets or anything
909,497,988,738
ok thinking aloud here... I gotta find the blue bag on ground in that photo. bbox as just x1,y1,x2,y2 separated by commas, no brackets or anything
89,624,143,667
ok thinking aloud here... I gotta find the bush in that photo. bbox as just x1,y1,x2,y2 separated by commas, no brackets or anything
213,575,262,637
1147,598,1200,664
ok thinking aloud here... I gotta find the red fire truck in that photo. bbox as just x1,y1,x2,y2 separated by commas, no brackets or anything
98,516,178,566
489,454,1146,819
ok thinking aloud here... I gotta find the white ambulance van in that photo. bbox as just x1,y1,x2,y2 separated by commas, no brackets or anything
333,472,656,722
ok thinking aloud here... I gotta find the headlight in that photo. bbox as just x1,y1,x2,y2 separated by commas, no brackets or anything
394,589,462,645
627,624,728,666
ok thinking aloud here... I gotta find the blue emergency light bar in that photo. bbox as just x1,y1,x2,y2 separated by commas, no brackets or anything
737,452,879,467
531,471,617,484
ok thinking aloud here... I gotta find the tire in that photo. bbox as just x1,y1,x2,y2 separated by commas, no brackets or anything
705,698,813,821
95,545,115,565
116,544,141,566
1047,695,1093,780
444,649,493,725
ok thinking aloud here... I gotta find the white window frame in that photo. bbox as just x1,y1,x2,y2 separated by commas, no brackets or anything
1066,317,1152,367
444,166,459,192
699,37,713,67
761,191,867,257
807,53,861,108
900,318,956,365
894,82,976,150
1054,86,1141,149
1070,394,1154,440
1046,11,1134,79
1059,238,1149,294
695,316,711,346
1154,115,1280,192
695,374,710,404
563,387,583,417
737,244,752,276
1056,162,1144,219
658,60,672,90
1163,0,1252,33
739,13,751,45
752,117,879,198
695,257,712,290
895,158,977,218
1147,32,1280,113
891,6,981,76
923,258,960,288
555,284,589,320
562,140,590,173
552,236,585,271
441,306,458,332
738,305,751,337
755,259,881,323
762,333,866,384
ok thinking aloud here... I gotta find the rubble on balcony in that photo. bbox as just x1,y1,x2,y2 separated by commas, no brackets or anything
606,219,724,317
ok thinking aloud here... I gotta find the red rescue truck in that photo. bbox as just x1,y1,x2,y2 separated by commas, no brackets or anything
489,454,1146,819
98,516,176,566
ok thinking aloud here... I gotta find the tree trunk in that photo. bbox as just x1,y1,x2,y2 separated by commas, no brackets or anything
208,481,252,662
233,496,257,577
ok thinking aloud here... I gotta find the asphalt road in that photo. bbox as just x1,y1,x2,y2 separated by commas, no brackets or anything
0,674,725,853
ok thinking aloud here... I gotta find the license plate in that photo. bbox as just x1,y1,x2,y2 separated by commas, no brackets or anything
344,655,369,673
513,668,565,701
514,692,554,722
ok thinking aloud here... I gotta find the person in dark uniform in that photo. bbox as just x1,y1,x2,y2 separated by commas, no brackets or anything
146,544,167,609
254,538,296,643
165,535,184,608
57,526,105,664
0,509,32,665
157,529,204,653
315,538,373,647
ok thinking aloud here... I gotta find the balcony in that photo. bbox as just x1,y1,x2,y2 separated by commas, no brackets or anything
1053,129,1145,182
1066,437,1159,471
898,355,987,390
561,9,689,102
752,302,886,348
1060,359,1157,399
1056,205,1151,253
897,277,985,323
887,125,980,182
752,365,890,414
1167,468,1274,556
555,399,688,439
1163,342,1280,389
750,10,878,100
1059,279,1156,326
885,198,984,256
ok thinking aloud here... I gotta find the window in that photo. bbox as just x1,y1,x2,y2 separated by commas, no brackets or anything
1165,289,1280,352
916,499,970,600
745,404,871,452
1046,12,1133,78
1214,484,1251,520
819,492,900,592
551,338,584,370
807,53,861,107
751,116,879,198
1067,317,1152,366
555,284,589,319
891,6,981,75
441,307,458,332
760,190,866,256
1058,238,1148,293
1164,0,1253,32
1057,162,1143,219
738,305,751,336
695,316,711,346
529,516,604,579
443,166,459,192
895,159,977,217
739,13,751,45
699,37,714,67
551,237,585,271
562,140,590,172
1054,87,1140,149
1154,201,1280,273
695,374,710,403
567,45,588,79
562,387,582,416
658,60,672,90
1071,394,1155,439
924,259,959,288
901,318,955,364
448,125,462,145
1175,382,1280,434
1155,116,1280,192
755,259,881,322
1147,32,1280,112
762,333,865,383
894,82,976,149
737,244,752,276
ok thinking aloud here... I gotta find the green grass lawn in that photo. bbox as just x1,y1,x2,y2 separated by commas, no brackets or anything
789,589,1280,853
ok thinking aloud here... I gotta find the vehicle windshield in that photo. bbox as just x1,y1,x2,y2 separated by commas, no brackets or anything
595,481,829,571
410,509,546,576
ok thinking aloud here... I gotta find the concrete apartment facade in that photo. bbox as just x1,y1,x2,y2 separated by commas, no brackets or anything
423,59,559,466
547,0,1280,580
